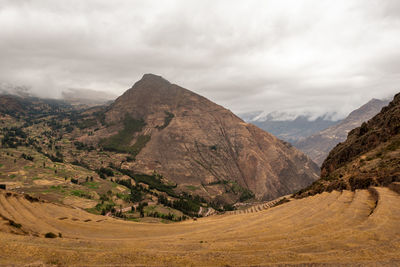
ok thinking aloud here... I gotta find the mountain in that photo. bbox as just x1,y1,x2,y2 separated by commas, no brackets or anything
0,95,73,117
239,111,340,143
295,93,400,198
83,74,319,202
294,98,391,166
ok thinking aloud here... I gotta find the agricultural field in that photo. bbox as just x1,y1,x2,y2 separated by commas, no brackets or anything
0,187,399,266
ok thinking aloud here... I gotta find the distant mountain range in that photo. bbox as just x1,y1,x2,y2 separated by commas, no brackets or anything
239,111,340,143
0,82,116,108
240,98,391,166
294,98,390,165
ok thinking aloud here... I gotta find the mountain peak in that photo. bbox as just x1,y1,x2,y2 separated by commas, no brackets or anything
91,75,320,202
136,73,171,86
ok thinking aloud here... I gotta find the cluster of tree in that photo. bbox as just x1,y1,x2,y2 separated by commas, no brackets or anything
74,141,95,151
136,202,148,217
40,151,63,163
100,203,116,215
116,168,177,197
96,167,114,179
47,119,63,131
71,160,90,169
157,194,201,217
21,153,34,161
146,211,188,222
1,127,28,148
114,178,145,203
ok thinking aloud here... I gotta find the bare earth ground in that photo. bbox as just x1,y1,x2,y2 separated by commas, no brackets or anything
0,188,399,266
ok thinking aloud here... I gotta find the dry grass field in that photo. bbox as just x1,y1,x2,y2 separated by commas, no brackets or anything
0,187,399,266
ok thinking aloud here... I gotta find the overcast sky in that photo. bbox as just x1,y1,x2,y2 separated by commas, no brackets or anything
0,0,399,119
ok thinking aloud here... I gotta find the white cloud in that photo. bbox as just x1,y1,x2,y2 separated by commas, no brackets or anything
0,0,399,117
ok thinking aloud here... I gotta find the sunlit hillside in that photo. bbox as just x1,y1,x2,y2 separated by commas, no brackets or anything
1,188,399,266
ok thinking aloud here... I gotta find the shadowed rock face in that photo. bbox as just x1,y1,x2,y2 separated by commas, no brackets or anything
95,74,319,201
321,93,400,179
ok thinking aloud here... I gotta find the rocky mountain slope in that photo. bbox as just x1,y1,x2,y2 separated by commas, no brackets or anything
295,93,400,198
84,74,319,202
294,98,390,165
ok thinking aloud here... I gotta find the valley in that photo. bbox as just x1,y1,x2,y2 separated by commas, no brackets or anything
0,76,399,266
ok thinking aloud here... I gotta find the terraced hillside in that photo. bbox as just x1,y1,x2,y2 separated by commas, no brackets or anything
0,188,399,266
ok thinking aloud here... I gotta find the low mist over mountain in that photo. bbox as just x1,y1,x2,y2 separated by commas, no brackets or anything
295,98,391,166
61,88,117,107
0,83,33,98
239,111,340,143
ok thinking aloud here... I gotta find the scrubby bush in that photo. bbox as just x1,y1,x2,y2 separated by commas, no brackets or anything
349,176,374,190
44,232,57,238
9,220,22,228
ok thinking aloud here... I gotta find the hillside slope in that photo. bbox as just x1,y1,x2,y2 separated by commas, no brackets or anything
84,74,319,202
295,98,390,165
0,188,399,266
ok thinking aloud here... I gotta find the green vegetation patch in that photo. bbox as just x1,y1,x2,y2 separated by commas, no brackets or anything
83,181,99,189
70,189,92,199
117,169,177,197
45,185,67,194
218,180,255,202
186,185,199,191
134,173,176,197
100,115,150,157
86,201,115,215
130,135,151,156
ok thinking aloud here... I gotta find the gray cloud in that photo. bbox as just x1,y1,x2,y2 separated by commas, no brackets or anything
0,0,399,118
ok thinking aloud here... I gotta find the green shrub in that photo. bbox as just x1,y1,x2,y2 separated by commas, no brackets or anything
239,189,255,202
